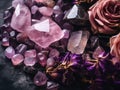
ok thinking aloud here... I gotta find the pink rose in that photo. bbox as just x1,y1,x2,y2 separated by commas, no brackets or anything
88,0,120,34
110,33,120,59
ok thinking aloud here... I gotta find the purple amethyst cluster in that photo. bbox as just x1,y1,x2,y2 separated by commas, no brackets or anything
0,0,120,90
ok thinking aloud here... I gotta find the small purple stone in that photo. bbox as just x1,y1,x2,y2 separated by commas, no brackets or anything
49,49,59,57
24,57,36,66
24,49,36,58
38,52,47,67
2,37,9,46
11,54,24,66
4,46,15,59
15,44,27,54
34,71,47,86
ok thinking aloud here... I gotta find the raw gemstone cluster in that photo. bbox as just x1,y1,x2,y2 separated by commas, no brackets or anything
0,0,120,90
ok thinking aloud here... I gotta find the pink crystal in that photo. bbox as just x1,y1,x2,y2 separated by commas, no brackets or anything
24,57,36,66
27,17,65,48
67,30,90,54
5,46,15,59
24,49,36,58
34,71,47,86
11,54,24,66
39,7,53,16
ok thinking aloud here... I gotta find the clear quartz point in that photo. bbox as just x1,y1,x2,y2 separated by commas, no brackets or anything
67,30,90,54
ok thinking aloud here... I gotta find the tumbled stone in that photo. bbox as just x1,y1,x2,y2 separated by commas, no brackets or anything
11,54,24,66
2,37,9,46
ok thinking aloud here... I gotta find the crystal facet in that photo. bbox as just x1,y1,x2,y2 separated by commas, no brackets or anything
15,44,27,54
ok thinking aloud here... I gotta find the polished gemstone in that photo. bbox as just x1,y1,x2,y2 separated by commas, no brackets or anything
67,30,90,54
49,48,60,57
11,54,24,66
4,46,15,59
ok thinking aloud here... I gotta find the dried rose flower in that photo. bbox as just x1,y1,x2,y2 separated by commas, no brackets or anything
88,0,120,34
110,33,120,59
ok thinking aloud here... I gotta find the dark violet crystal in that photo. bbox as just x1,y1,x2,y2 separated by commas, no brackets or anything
34,71,48,86
64,4,88,26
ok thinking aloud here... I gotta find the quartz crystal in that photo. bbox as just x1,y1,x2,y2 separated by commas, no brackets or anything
64,4,88,25
67,30,90,54
4,46,15,59
27,17,65,48
11,54,24,66
34,71,47,86
47,57,55,67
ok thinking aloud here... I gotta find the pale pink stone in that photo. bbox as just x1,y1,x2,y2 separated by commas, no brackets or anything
11,4,31,33
27,17,65,48
39,6,53,16
24,57,36,66
24,49,37,58
5,46,15,59
11,54,24,66
2,37,9,47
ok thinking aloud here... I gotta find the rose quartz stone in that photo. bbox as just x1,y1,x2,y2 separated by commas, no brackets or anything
11,54,24,66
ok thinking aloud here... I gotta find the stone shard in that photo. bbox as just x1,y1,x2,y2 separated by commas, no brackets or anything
67,30,90,54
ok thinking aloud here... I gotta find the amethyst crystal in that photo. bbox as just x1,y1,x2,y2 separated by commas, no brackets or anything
2,37,9,46
24,49,36,58
34,71,48,86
